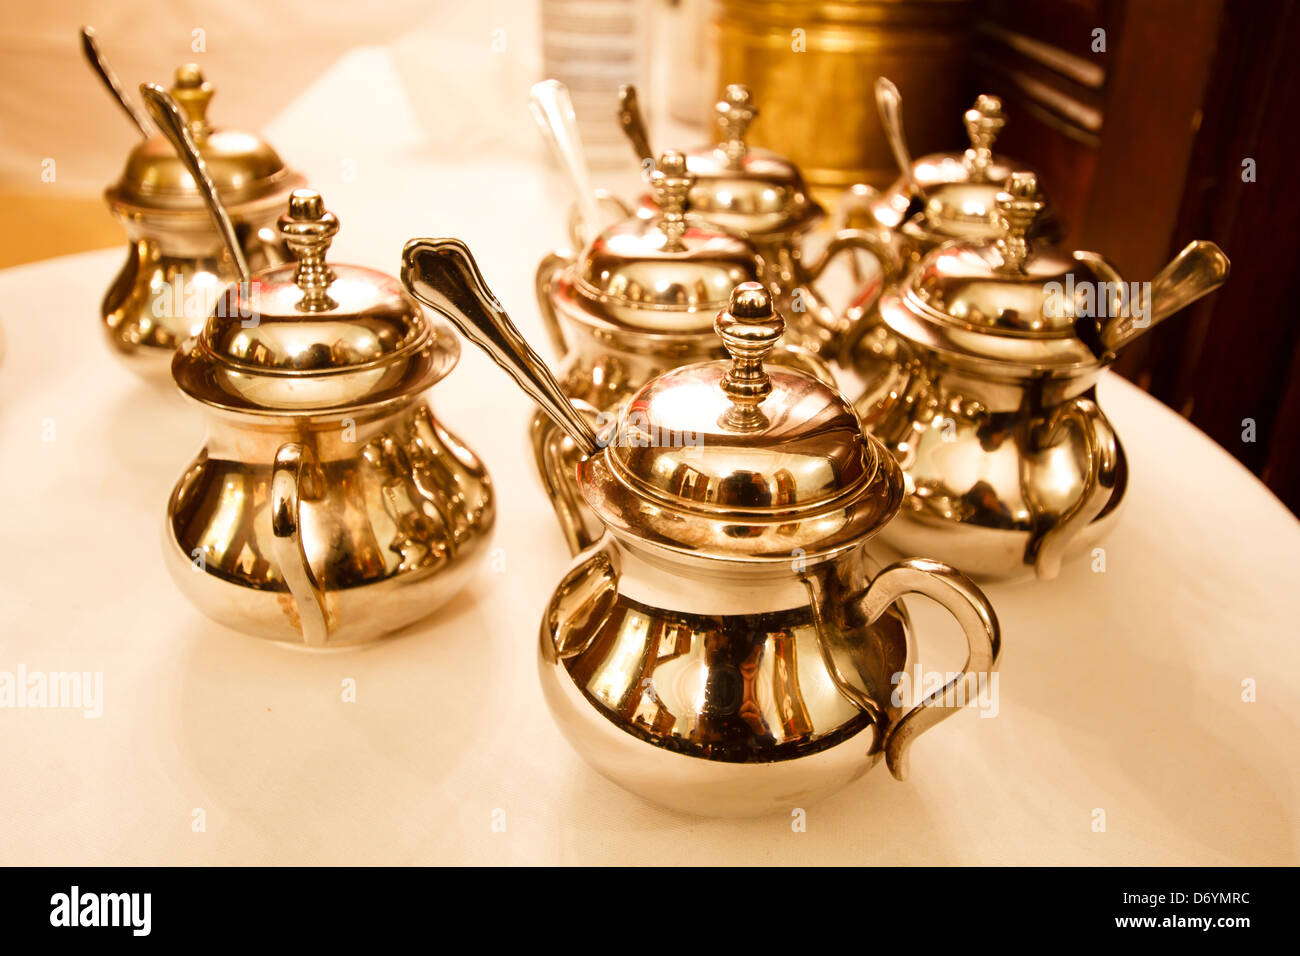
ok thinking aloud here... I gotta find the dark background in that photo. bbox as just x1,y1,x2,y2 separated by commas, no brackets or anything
959,0,1300,513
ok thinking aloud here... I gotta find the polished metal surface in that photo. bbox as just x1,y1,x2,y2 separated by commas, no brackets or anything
676,85,820,239
269,441,330,646
614,85,900,359
837,88,1033,247
536,150,849,553
167,402,493,648
902,173,1090,341
576,152,760,326
99,62,305,380
530,79,608,249
539,541,909,815
875,77,923,204
575,283,901,561
422,263,1001,814
167,192,493,647
712,0,973,200
833,85,1056,372
81,26,151,137
857,175,1229,581
140,83,250,283
539,496,999,816
113,68,296,211
550,148,761,328
539,543,998,812
177,195,458,415
402,237,601,457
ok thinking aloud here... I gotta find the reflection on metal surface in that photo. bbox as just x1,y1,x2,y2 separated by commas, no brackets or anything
833,85,1059,373
168,403,494,647
140,81,252,284
98,62,305,380
712,0,973,199
613,86,899,360
408,252,1001,815
858,175,1228,581
167,193,493,646
81,26,152,137
550,567,881,762
540,535,999,816
534,148,843,552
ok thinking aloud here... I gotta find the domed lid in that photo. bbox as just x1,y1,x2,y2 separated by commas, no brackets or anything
882,172,1121,368
173,189,459,414
575,149,762,331
681,85,823,238
577,282,904,560
875,94,1052,242
108,65,302,213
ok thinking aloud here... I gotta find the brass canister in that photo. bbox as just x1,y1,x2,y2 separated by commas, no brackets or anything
712,0,972,200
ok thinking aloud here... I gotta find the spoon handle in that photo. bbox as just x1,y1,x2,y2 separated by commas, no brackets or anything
80,26,151,137
139,83,250,284
1102,240,1230,352
875,76,923,199
400,238,601,458
530,79,602,244
617,84,654,166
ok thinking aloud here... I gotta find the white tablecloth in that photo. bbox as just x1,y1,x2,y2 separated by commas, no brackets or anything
2,47,1298,866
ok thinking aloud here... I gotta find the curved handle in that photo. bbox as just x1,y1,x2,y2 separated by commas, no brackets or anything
805,227,903,304
535,250,574,359
617,84,654,165
271,442,329,647
830,184,898,291
796,228,903,357
530,79,602,246
401,238,601,457
531,407,602,556
857,559,1001,780
1100,241,1230,353
81,26,151,137
1024,396,1119,580
139,83,250,284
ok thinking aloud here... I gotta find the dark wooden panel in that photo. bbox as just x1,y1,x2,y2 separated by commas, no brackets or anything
971,1,1115,243
1265,342,1300,504
1153,0,1300,501
979,0,1116,60
971,0,1300,512
1076,0,1223,280
966,70,1099,242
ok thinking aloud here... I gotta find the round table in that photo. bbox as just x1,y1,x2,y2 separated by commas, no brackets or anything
1,47,1296,866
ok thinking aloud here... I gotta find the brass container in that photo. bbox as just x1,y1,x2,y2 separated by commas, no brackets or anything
102,65,305,381
165,191,494,647
402,242,1001,817
833,87,1057,378
712,0,973,201
858,174,1229,582
538,150,769,412
535,149,833,553
616,85,903,357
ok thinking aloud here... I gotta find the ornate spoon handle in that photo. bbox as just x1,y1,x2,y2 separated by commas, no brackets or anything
139,83,250,284
401,238,600,458
80,26,151,137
